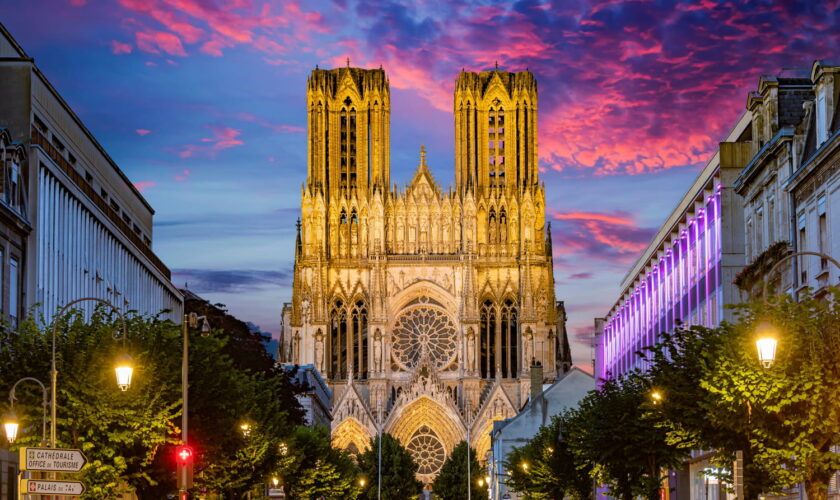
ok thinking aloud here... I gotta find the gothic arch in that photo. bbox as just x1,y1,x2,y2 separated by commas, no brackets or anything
384,395,466,482
387,280,458,319
332,417,372,455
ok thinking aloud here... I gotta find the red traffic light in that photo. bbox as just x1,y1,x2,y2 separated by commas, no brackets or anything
176,445,193,464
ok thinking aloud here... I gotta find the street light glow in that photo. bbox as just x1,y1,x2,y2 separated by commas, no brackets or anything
240,423,251,437
115,353,134,391
3,412,19,444
360,478,366,487
478,478,484,487
272,477,279,487
651,390,663,403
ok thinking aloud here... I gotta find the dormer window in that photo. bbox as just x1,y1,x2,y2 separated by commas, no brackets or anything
816,92,827,145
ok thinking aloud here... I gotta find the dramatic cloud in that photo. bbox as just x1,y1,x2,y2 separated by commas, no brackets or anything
172,269,293,293
552,210,655,262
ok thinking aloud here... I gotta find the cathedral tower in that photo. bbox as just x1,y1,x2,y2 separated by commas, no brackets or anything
454,68,538,193
306,63,390,195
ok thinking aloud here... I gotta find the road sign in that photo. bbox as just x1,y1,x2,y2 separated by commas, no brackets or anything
19,447,88,472
21,479,86,496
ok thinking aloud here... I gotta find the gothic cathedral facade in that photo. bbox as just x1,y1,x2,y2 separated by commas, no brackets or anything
280,64,572,484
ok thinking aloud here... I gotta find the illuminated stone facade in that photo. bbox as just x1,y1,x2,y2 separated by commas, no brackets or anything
280,64,571,484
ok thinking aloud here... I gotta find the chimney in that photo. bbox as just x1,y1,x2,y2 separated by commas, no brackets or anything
530,359,543,403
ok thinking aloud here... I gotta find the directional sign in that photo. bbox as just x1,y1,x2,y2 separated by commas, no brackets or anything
21,479,86,496
20,447,88,472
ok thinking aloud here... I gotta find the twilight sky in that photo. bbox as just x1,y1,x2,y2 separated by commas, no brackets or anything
5,0,840,369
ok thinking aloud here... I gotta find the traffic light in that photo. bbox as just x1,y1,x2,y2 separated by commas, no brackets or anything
176,445,194,491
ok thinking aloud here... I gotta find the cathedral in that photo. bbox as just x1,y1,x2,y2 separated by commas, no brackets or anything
279,63,572,484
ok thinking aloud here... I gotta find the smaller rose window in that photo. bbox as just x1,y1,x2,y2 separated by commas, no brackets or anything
406,425,446,476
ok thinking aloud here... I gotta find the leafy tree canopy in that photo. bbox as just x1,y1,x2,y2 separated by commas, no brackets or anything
432,441,486,500
357,433,423,499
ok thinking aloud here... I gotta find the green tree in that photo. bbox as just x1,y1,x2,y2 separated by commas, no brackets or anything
0,309,183,498
275,425,359,499
567,374,686,500
432,441,486,500
357,433,423,499
702,290,840,500
642,324,779,498
505,411,593,500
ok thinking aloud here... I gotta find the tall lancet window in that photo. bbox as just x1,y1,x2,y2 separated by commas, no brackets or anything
480,300,496,378
351,300,368,379
500,298,518,377
330,300,349,379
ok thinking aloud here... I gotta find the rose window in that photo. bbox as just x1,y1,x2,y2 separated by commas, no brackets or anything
406,425,446,476
391,302,457,371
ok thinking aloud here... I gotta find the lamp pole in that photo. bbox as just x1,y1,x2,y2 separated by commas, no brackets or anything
377,402,382,500
180,312,211,500
50,297,128,448
6,377,49,445
761,250,840,303
466,400,473,500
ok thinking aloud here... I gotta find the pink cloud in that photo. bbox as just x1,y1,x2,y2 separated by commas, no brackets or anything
110,40,133,54
133,181,155,192
175,125,244,159
135,129,151,136
69,0,86,5
135,29,187,56
552,210,655,261
174,169,191,181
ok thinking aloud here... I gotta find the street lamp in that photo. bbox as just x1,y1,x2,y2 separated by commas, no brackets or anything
755,321,778,369
50,298,128,448
240,422,252,437
359,478,366,487
650,390,663,404
114,353,134,391
4,377,49,445
3,412,18,444
272,477,279,487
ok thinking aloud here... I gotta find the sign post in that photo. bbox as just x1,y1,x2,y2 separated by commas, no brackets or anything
21,479,85,496
19,447,87,473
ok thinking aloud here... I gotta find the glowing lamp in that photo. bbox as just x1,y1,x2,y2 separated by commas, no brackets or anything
756,337,777,368
3,412,19,444
115,353,134,391
359,478,366,487
651,391,663,404
240,423,251,437
478,478,485,487
272,477,279,487
521,462,528,471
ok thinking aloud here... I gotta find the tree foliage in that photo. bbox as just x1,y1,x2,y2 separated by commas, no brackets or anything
567,374,686,500
505,411,592,500
432,441,486,500
275,425,360,499
701,290,840,500
357,433,423,499
0,309,182,498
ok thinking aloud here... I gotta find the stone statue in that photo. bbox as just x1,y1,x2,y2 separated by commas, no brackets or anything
314,329,324,371
293,331,301,364
373,329,382,372
467,328,476,372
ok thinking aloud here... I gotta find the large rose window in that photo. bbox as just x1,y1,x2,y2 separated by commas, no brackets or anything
406,425,446,477
391,302,457,371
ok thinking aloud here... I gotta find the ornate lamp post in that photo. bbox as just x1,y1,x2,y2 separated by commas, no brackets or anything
50,297,129,448
3,377,49,445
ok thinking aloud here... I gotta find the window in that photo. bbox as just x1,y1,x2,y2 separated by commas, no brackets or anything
9,257,18,327
756,205,764,252
768,194,775,244
500,299,518,377
817,93,827,145
818,195,828,269
798,213,807,283
351,300,367,380
330,301,348,379
480,300,496,379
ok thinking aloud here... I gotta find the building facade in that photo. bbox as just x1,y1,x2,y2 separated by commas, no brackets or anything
0,24,182,322
594,111,752,380
487,367,594,500
280,64,571,484
283,364,333,428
